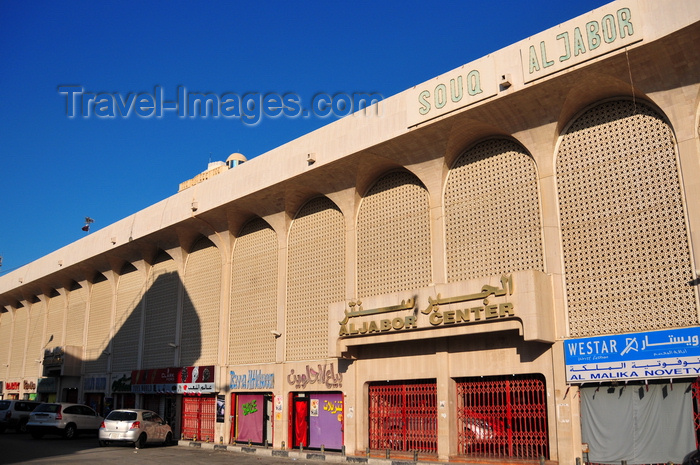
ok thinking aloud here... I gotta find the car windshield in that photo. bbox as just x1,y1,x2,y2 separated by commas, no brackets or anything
34,404,60,413
106,411,137,421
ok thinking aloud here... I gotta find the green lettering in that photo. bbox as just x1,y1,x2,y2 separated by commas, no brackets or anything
601,14,616,43
540,41,554,68
617,8,634,38
450,76,463,103
466,70,482,95
557,32,571,62
528,45,540,73
434,84,447,109
573,27,586,56
586,21,601,50
418,90,430,115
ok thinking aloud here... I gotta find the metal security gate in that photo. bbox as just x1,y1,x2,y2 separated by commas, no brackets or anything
457,374,548,460
182,396,216,442
368,380,437,453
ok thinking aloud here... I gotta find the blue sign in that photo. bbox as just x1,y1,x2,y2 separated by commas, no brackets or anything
565,327,700,382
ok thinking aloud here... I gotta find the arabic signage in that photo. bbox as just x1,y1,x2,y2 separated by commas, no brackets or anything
131,365,215,394
287,363,343,389
520,1,641,83
565,327,700,382
339,275,514,337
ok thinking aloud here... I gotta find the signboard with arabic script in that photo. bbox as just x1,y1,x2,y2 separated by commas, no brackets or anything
565,327,700,382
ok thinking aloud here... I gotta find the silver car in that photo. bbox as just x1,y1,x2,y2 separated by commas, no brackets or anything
27,403,102,439
98,409,172,448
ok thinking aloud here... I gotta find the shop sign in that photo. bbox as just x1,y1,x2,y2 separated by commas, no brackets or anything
37,377,57,393
111,374,132,393
287,363,342,389
229,369,274,390
131,365,215,394
339,275,514,337
520,1,641,83
565,327,700,382
83,377,107,391
42,347,65,367
23,380,36,392
5,381,20,391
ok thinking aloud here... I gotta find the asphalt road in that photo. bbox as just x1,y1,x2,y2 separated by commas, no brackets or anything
0,433,331,465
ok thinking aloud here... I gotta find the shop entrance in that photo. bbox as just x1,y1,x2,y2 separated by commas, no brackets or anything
230,393,272,445
290,392,343,450
182,395,215,442
456,374,548,460
368,380,437,454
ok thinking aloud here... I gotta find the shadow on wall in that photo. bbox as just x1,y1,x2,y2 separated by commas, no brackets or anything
75,270,203,397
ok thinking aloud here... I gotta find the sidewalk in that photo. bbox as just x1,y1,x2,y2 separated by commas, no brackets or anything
176,440,555,465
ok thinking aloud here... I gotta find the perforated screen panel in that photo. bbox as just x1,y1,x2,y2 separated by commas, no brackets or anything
286,197,345,361
182,238,221,366
557,100,697,336
66,286,87,347
357,171,432,298
445,139,544,281
8,309,26,378
230,219,278,364
142,257,179,369
84,279,112,373
112,268,144,372
45,295,65,349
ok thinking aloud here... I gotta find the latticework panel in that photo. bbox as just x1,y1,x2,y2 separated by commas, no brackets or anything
557,100,697,336
230,219,278,365
182,238,221,366
112,268,144,372
357,171,432,298
85,279,112,373
0,313,12,372
45,294,65,348
142,256,179,369
287,197,345,361
7,310,26,378
66,286,87,347
25,302,46,378
445,139,544,281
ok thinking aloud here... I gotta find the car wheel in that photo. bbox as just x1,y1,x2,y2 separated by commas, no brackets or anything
135,433,146,449
31,432,43,439
164,432,173,445
63,424,77,439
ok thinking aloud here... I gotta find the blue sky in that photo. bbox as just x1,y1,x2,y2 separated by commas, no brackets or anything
0,0,610,274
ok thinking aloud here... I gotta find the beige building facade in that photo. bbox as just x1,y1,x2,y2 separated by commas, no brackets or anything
1,1,700,463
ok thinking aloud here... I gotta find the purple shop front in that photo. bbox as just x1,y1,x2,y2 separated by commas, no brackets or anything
309,393,343,450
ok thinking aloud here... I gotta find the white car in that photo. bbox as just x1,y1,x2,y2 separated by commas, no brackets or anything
27,403,102,439
99,409,173,448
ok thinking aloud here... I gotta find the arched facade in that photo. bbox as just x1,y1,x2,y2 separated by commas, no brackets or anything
0,3,699,464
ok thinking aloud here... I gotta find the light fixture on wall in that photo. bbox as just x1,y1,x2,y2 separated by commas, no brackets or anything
270,330,281,337
168,342,179,348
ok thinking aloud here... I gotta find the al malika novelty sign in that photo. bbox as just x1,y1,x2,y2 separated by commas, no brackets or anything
338,275,514,337
565,327,700,383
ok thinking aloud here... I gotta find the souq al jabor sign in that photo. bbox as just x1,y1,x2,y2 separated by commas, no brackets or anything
565,327,700,382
